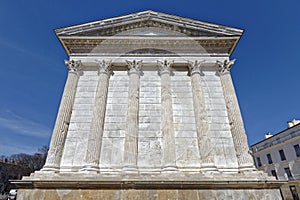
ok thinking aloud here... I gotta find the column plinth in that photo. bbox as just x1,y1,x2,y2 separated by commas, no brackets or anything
158,60,177,172
189,61,217,172
123,60,142,173
42,60,81,172
82,60,112,172
217,59,255,172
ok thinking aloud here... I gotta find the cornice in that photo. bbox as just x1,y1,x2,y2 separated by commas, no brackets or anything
59,37,237,56
55,10,243,37
251,135,300,155
55,11,243,57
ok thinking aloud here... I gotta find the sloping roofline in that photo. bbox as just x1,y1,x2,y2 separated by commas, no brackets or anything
250,123,300,147
55,10,244,56
55,10,243,37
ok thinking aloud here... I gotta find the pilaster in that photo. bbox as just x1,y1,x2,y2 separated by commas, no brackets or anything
42,60,81,172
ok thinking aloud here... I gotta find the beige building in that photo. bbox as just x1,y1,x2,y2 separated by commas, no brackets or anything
250,120,300,200
14,10,283,199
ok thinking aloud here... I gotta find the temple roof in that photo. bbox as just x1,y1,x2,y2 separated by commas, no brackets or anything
55,10,243,56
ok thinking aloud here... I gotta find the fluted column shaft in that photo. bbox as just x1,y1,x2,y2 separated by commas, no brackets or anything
189,61,216,171
43,60,81,171
158,60,177,171
217,60,255,171
123,60,142,172
82,60,112,171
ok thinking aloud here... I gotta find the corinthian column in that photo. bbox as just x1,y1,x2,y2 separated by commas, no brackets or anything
216,59,255,171
158,60,177,172
43,60,81,172
188,61,217,172
82,60,112,172
123,60,142,173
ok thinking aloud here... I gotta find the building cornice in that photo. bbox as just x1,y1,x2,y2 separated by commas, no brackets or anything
251,124,300,153
55,10,243,37
58,37,237,56
55,11,243,57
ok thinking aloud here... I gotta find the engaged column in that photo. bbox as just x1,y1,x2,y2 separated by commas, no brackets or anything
189,60,217,172
123,60,142,173
82,60,113,172
158,60,177,172
217,59,255,171
43,60,81,172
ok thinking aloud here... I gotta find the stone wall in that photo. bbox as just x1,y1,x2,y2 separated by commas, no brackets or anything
58,66,239,173
17,188,283,200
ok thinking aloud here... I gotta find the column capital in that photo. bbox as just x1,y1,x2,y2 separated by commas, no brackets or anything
64,60,81,72
126,60,142,76
216,59,236,74
188,60,205,76
157,60,173,75
96,59,113,75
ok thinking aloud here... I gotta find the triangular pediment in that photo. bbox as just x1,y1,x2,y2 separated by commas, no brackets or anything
55,10,243,37
56,11,243,56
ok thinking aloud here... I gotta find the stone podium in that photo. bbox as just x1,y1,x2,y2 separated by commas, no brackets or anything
14,10,283,199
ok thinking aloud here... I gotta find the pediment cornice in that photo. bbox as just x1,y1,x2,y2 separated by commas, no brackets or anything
55,10,243,37
55,11,243,56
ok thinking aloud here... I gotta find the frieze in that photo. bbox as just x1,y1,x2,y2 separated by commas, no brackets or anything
61,38,236,55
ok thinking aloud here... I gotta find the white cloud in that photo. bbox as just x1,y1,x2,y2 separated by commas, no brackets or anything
0,109,52,138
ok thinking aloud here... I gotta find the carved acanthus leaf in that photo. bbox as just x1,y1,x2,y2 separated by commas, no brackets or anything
157,60,173,75
65,60,81,72
96,60,113,75
188,60,205,75
216,59,236,73
126,60,143,75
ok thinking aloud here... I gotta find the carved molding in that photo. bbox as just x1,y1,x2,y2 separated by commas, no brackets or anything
96,60,113,75
157,60,173,76
64,60,81,72
188,60,205,76
216,59,236,74
61,38,236,55
126,60,143,75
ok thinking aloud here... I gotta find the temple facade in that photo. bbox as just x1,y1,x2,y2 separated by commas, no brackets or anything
15,10,283,199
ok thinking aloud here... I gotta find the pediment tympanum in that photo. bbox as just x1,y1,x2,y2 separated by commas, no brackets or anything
55,10,243,56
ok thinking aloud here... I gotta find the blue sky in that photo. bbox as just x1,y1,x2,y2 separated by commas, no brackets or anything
0,0,299,156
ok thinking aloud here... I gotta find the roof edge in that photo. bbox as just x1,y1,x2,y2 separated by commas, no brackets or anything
55,10,243,37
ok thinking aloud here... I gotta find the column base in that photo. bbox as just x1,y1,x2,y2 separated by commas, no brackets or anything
40,166,60,173
122,165,139,174
81,165,100,173
238,164,257,172
200,163,218,173
162,165,178,172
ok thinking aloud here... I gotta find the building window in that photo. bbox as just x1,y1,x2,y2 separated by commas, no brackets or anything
290,185,299,200
267,153,273,164
291,131,297,138
279,149,286,161
284,167,294,181
294,144,300,157
271,170,278,180
256,157,262,167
